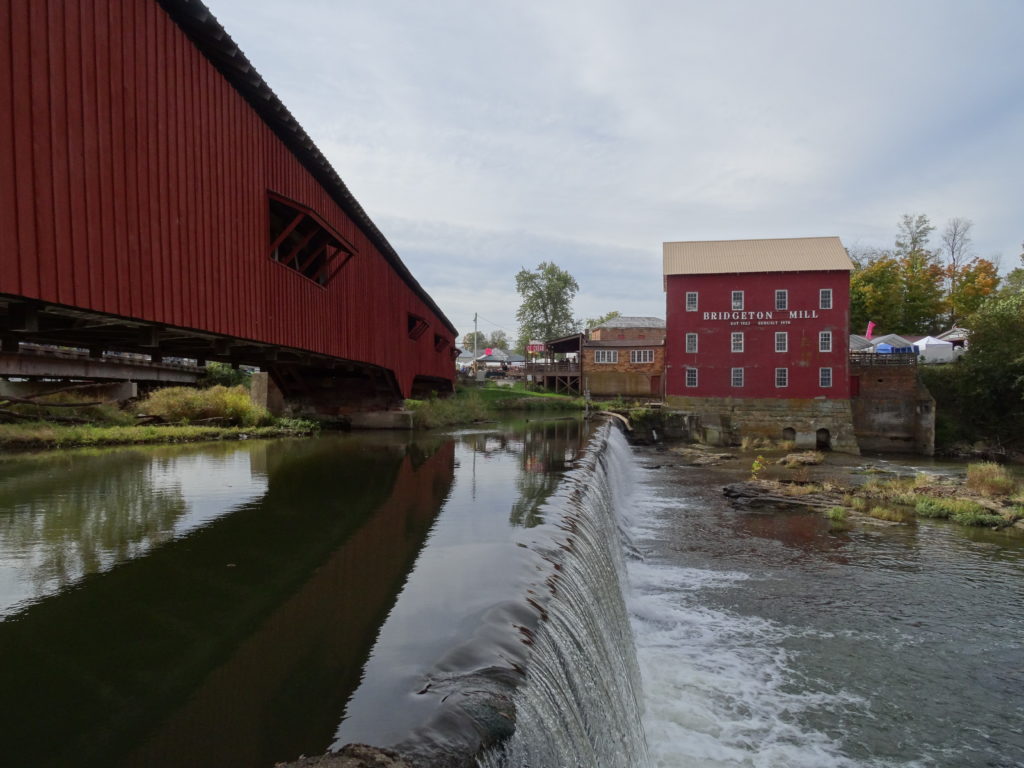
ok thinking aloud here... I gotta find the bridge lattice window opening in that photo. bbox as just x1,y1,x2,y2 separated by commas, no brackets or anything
267,194,355,286
407,314,430,340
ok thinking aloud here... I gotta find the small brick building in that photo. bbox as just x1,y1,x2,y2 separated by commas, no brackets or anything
584,316,665,397
663,237,858,451
529,316,665,398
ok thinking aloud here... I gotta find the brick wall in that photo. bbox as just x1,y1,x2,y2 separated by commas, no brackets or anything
584,344,664,397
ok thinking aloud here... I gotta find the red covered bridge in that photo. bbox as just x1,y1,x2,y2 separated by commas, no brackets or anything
0,0,457,412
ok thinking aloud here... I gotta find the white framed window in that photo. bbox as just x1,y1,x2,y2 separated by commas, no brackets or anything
731,332,744,352
731,367,744,387
731,290,744,311
819,331,832,352
685,367,698,387
775,332,788,353
685,333,698,353
820,288,833,310
631,349,654,364
594,349,618,364
775,367,789,388
775,289,788,310
820,367,833,388
686,292,698,311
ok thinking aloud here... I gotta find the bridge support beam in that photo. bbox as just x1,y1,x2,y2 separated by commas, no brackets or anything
0,380,138,402
261,363,413,427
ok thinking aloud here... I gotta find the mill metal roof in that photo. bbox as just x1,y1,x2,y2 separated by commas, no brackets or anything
663,237,853,277
593,316,665,330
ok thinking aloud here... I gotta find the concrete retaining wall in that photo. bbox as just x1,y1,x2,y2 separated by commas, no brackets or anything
663,395,860,453
849,364,935,455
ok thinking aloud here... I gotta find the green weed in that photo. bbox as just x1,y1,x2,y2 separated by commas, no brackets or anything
136,385,271,427
966,462,1017,496
826,506,848,521
868,506,908,523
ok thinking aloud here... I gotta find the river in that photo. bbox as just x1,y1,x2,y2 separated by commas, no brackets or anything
0,422,1021,767
626,442,1024,768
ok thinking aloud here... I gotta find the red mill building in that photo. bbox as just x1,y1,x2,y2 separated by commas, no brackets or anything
663,237,858,452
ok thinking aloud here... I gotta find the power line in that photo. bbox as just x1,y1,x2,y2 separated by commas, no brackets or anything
461,314,514,334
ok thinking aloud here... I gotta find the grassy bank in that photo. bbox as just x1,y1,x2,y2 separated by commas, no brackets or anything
405,384,583,429
0,385,316,451
761,459,1024,531
0,421,316,451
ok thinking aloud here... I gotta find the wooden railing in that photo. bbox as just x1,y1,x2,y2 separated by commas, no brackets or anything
525,362,580,376
849,352,918,367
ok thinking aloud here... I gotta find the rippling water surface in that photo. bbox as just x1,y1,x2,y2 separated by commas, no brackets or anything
625,445,1024,768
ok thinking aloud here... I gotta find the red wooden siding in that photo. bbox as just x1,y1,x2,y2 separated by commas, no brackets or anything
665,270,851,399
0,0,455,397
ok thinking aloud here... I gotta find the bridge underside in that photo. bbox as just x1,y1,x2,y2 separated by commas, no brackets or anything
1,344,201,384
0,295,448,414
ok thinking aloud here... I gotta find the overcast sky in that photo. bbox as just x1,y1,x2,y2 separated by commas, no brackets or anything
207,0,1024,341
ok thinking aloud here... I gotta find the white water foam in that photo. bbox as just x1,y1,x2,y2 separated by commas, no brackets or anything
615,436,916,768
478,426,650,768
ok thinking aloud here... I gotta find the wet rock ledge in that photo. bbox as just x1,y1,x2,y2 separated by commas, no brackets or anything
279,744,412,768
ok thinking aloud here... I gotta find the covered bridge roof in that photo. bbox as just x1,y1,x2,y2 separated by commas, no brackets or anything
156,0,456,335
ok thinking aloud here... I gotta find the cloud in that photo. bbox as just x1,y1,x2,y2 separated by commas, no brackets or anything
206,0,1024,334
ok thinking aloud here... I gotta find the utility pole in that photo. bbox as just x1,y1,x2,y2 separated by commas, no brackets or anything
473,313,479,379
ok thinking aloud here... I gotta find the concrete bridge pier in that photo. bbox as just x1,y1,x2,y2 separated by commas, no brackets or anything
253,366,418,429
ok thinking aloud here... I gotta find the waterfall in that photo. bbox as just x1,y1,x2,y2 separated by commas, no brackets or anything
479,425,650,768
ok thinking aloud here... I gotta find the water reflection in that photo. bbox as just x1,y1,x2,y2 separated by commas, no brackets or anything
0,434,455,768
0,442,271,615
331,417,591,753
454,419,585,528
509,420,586,528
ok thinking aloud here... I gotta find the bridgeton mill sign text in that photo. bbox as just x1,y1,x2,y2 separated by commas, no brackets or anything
701,309,821,326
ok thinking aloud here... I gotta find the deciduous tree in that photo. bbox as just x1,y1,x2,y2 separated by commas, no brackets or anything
487,330,509,350
585,310,621,330
895,214,945,333
938,218,999,325
849,250,903,335
960,292,1024,438
947,257,999,324
461,331,487,352
514,262,580,351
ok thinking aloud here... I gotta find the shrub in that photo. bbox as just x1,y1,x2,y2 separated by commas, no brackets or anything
951,508,1007,527
915,498,955,519
198,361,251,388
826,506,848,521
136,385,271,427
868,506,908,523
966,462,1016,496
863,476,918,505
750,455,767,480
406,392,488,429
914,497,1008,527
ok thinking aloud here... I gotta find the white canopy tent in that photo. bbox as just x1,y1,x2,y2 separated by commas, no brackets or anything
915,336,956,364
